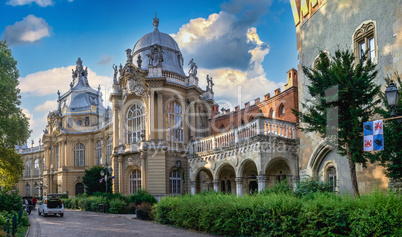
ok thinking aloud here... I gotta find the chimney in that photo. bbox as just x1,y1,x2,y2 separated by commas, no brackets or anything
274,88,281,96
235,106,240,112
285,68,298,90
254,97,260,104
244,102,250,108
226,109,230,114
264,93,270,100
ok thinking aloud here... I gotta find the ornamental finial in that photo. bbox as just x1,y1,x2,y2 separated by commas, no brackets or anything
153,12,159,30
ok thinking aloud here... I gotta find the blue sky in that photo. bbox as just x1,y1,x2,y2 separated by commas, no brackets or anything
0,0,297,144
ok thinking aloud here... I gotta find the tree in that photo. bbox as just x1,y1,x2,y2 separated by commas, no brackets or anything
0,40,31,188
82,166,112,195
367,73,402,182
294,50,380,197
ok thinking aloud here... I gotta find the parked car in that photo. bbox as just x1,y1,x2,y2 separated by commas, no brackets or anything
38,196,64,217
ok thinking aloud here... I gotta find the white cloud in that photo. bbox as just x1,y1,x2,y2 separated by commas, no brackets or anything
19,65,113,99
6,0,54,7
96,55,115,65
34,100,58,112
2,15,50,45
22,107,47,144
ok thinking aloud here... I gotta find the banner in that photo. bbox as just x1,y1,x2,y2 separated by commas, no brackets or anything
363,120,384,151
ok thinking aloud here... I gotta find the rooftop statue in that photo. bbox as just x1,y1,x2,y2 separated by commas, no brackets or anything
113,64,118,83
126,49,133,64
153,12,159,30
188,58,198,77
137,54,142,68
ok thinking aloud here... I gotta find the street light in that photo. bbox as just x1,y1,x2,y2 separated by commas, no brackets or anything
100,162,113,213
385,80,399,117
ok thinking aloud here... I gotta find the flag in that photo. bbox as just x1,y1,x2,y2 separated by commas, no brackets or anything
373,134,384,151
364,135,373,151
99,179,103,183
364,121,373,136
373,120,383,135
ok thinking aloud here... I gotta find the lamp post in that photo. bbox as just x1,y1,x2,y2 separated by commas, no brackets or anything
100,162,113,213
385,80,401,123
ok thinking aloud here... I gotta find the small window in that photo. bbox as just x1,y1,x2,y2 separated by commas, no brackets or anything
354,22,376,64
279,104,285,116
129,170,141,194
170,170,182,194
220,124,225,132
326,166,337,191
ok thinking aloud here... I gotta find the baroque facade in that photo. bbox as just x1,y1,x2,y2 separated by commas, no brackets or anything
16,15,299,198
291,0,402,193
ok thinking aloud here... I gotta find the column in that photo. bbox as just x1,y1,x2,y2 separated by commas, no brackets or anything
140,150,147,189
190,181,196,195
257,175,267,192
157,91,164,140
235,178,243,196
118,156,123,194
213,179,219,192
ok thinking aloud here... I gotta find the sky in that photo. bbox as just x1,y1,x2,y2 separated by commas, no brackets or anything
0,0,298,146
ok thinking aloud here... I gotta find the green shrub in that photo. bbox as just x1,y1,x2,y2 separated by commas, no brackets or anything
0,188,23,212
129,189,157,205
295,176,335,197
109,199,128,214
154,191,402,236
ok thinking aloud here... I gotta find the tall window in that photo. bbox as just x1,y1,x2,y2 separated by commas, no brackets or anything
34,184,39,196
127,103,145,144
269,108,275,118
129,170,141,194
95,140,102,165
34,159,39,176
354,22,376,64
169,170,182,194
25,184,30,195
25,160,31,177
74,143,85,167
326,166,337,191
55,145,60,168
42,159,45,174
279,104,285,116
198,116,203,138
106,137,112,164
166,102,183,142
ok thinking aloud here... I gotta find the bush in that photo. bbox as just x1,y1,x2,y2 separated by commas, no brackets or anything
109,199,128,214
129,189,157,205
154,191,402,236
294,176,335,197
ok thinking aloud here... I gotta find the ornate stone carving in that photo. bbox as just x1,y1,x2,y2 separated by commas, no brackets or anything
137,54,142,68
188,58,197,77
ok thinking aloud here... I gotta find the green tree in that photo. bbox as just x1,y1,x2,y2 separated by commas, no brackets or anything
367,73,402,182
0,40,31,188
82,166,112,195
294,50,380,197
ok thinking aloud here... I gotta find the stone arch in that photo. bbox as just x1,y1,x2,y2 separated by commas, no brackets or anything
238,159,259,194
265,157,294,188
194,167,213,193
215,163,236,194
308,139,333,178
75,182,85,196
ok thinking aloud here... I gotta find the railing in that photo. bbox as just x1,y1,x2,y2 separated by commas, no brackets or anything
190,117,296,154
163,71,187,85
18,146,44,154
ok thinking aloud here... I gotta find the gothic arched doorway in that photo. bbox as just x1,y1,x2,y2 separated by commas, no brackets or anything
75,182,84,196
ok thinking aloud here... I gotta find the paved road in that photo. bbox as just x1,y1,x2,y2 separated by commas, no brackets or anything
27,208,213,237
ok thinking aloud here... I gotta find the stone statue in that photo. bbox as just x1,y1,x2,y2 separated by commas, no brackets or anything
156,46,164,65
126,49,133,63
153,12,159,30
113,64,118,80
177,52,184,68
188,58,197,76
210,76,214,92
146,50,154,65
57,90,60,99
206,75,210,90
119,64,123,74
137,54,142,68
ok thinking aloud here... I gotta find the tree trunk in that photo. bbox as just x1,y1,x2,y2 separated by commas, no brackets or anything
346,143,360,197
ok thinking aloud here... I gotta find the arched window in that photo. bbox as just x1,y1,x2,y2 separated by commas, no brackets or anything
249,116,254,122
169,170,182,194
354,22,376,64
269,108,275,118
279,104,285,116
55,145,59,168
127,103,146,144
34,159,39,176
129,170,141,194
106,137,112,164
25,184,30,195
74,143,85,167
95,140,102,165
220,124,225,132
25,160,31,177
34,184,39,196
313,51,330,71
166,102,183,142
326,166,337,191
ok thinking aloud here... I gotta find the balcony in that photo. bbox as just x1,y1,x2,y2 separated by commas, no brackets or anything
190,116,297,154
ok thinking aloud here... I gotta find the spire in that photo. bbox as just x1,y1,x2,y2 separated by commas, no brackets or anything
153,12,159,30
71,58,89,87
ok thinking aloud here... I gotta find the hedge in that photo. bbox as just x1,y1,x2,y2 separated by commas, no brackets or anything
154,191,402,236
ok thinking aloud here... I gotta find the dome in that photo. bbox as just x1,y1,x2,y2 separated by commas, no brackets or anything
132,15,186,77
